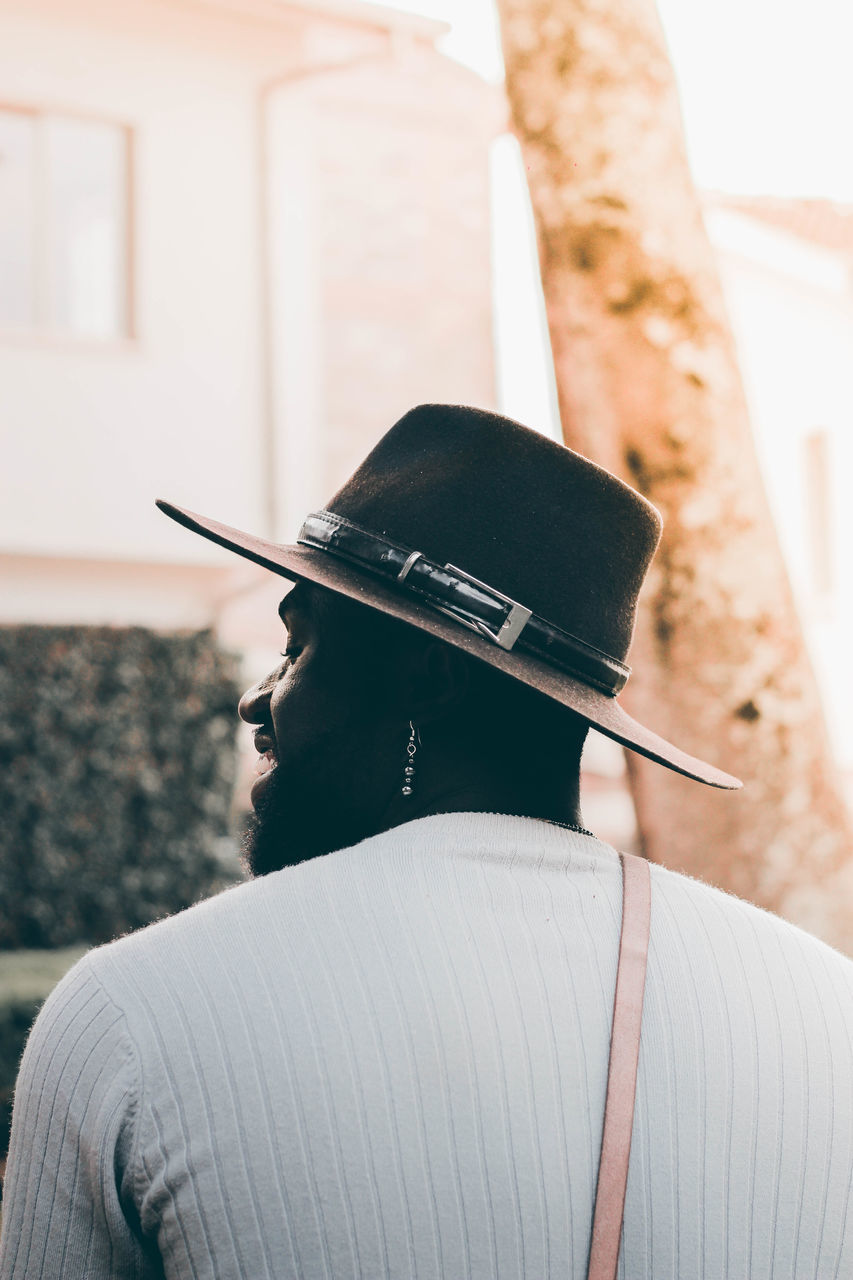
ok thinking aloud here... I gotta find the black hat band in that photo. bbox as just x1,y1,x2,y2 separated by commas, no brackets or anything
297,510,631,696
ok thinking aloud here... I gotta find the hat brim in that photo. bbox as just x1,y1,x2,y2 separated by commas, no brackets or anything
157,499,742,790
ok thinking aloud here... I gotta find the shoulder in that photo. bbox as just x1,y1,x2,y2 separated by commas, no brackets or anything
86,822,425,981
25,948,133,1060
14,951,140,1164
646,856,853,1000
79,846,365,1010
81,873,272,999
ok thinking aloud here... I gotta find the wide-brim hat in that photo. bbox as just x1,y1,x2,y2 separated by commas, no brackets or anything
157,404,741,789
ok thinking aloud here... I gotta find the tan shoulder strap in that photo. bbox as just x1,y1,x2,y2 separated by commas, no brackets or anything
586,851,651,1280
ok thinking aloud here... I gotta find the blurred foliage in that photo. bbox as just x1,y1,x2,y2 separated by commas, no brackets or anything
0,625,242,951
0,946,87,1169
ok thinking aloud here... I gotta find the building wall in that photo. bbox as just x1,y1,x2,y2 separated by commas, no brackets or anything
311,49,499,499
0,0,310,568
0,0,501,813
705,208,853,772
0,552,232,629
0,0,498,610
264,41,501,541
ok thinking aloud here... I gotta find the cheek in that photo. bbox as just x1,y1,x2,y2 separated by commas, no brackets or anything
268,663,318,739
268,653,359,747
269,651,397,774
267,663,396,812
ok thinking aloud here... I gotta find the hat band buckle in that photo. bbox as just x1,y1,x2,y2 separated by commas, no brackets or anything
296,510,631,696
397,549,531,649
435,564,533,650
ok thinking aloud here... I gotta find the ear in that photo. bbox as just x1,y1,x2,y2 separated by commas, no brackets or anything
403,638,471,727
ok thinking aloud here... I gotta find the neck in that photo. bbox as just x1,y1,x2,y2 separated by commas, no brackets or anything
377,749,585,836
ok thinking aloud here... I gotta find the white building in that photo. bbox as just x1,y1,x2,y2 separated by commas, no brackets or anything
0,0,501,647
703,193,853,791
0,0,506,815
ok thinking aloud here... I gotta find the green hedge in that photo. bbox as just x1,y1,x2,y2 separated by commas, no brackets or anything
0,947,88,1170
0,625,242,951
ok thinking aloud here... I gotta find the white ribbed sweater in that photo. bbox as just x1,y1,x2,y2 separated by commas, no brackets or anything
2,812,852,1278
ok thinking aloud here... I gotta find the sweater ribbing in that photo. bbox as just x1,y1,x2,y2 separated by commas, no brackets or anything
2,812,852,1278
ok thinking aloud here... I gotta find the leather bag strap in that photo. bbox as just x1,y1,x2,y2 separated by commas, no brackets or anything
587,851,651,1280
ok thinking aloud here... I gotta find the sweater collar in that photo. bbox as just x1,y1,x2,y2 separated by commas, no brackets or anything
352,809,617,869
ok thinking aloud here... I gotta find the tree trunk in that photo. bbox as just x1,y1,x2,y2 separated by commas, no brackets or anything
496,0,853,950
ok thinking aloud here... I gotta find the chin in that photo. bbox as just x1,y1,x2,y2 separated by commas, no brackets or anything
240,764,368,877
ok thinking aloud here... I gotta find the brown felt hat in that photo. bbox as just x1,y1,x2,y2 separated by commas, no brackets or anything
157,403,741,789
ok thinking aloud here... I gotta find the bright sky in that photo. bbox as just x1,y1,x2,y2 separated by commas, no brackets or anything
391,0,853,201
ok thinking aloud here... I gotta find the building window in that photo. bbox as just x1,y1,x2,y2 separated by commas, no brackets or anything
0,105,132,339
804,428,833,597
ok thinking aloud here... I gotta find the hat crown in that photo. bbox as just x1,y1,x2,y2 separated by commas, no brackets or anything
324,404,662,663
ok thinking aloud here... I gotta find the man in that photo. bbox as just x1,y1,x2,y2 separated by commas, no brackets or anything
2,404,852,1277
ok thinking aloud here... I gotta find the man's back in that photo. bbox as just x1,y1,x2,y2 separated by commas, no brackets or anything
3,811,852,1278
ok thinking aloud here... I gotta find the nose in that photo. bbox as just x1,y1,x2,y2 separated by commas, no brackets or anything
238,671,274,726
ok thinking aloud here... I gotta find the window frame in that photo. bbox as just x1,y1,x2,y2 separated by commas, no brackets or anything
0,99,135,346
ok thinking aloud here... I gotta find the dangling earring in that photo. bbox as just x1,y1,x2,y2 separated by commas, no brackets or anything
402,721,418,797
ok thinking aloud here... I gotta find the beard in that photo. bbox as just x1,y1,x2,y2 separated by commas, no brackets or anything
240,749,381,878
